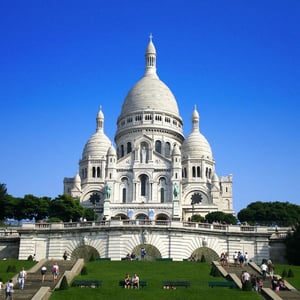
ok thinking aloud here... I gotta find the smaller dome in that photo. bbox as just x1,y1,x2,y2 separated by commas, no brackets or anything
107,144,116,156
172,144,181,156
82,131,111,159
82,108,112,159
74,173,81,183
182,107,213,160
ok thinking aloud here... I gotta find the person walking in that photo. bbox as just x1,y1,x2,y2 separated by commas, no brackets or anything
52,262,59,282
41,266,47,283
5,279,14,300
18,267,27,289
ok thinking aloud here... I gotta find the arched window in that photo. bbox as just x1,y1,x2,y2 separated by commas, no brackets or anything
127,142,132,153
159,178,166,203
97,167,101,178
122,188,126,203
197,166,201,177
155,140,161,153
92,167,96,178
160,188,165,203
140,174,147,196
121,145,124,157
165,142,171,157
192,166,196,177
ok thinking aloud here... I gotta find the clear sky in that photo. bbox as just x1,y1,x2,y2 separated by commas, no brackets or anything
0,0,299,214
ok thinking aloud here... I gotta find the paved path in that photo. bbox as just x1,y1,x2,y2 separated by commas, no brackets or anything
220,262,300,300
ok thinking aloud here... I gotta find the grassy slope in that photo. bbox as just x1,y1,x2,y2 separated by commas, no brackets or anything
50,261,263,300
0,259,36,282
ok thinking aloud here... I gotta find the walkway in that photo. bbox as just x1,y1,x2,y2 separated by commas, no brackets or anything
214,261,300,300
10,260,75,300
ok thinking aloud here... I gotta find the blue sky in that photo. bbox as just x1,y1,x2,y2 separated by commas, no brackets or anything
0,0,299,214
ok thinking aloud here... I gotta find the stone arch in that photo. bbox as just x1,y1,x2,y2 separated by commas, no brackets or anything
115,213,128,220
135,213,148,220
191,247,219,262
156,213,170,221
132,244,161,261
71,245,100,262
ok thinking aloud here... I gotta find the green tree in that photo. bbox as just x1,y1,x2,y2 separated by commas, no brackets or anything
49,194,84,222
238,201,300,226
285,224,300,265
17,195,50,221
84,208,96,221
0,183,8,220
205,211,237,225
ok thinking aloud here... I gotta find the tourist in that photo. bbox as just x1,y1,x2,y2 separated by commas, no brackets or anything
241,270,250,289
140,247,146,260
261,261,268,280
18,267,27,289
131,273,139,289
5,279,13,300
124,273,131,288
52,262,59,282
63,251,68,261
233,251,238,266
41,266,47,283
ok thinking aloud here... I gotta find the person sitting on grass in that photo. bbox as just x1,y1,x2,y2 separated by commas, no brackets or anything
124,274,131,288
131,273,139,289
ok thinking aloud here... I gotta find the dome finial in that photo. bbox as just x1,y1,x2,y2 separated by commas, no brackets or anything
192,105,200,132
144,35,158,78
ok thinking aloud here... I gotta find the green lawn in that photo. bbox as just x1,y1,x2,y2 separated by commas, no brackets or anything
0,259,36,282
50,261,263,300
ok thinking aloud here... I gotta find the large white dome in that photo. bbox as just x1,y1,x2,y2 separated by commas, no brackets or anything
119,36,180,118
121,76,179,116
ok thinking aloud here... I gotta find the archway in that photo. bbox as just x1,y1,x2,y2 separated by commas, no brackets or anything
132,244,161,261
190,247,219,262
156,213,169,221
115,213,128,220
71,245,100,262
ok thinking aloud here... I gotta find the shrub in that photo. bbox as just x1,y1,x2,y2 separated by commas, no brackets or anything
89,254,95,262
281,269,287,277
59,275,69,290
242,280,252,291
6,265,16,273
210,265,221,277
200,255,206,262
288,269,294,277
81,266,88,275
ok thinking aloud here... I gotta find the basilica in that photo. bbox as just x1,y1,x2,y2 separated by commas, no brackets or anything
64,37,234,221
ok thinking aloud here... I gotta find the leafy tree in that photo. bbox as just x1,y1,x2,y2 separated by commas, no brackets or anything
0,183,8,220
191,214,205,223
49,194,84,222
16,195,50,221
285,224,300,265
84,208,96,221
205,211,237,225
238,201,300,226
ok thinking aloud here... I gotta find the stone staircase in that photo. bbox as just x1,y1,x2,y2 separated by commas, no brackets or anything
213,261,300,300
11,260,76,300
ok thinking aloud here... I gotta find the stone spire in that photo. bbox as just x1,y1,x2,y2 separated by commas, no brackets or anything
144,34,158,78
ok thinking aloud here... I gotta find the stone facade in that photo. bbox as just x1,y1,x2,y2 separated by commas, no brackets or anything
17,222,288,263
64,36,233,221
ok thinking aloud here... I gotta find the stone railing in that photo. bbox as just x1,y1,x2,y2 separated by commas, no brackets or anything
0,228,19,237
19,221,290,236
